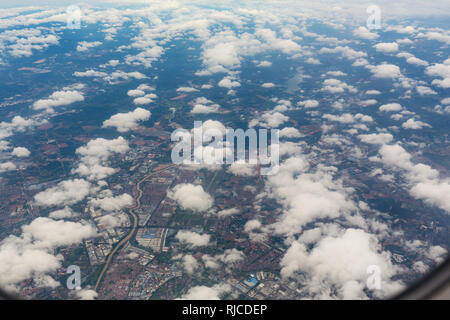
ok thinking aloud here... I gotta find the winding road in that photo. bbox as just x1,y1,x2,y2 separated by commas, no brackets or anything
94,164,176,292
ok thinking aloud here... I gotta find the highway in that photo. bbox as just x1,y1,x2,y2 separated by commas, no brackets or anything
93,164,176,292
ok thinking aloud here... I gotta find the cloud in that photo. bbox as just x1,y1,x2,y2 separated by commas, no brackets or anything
89,193,133,211
127,89,145,97
133,93,157,105
216,248,245,265
280,228,403,299
413,261,428,273
416,86,437,95
279,127,303,138
23,217,95,247
322,79,357,93
34,179,92,207
305,57,321,64
266,157,357,236
175,230,211,247
424,246,447,263
442,98,450,105
255,28,301,54
0,162,16,173
176,86,199,93
74,70,108,78
182,254,199,274
72,136,129,181
368,63,401,79
425,59,450,88
0,217,96,290
178,283,231,300
374,42,398,53
375,144,450,213
397,38,414,45
227,161,257,176
379,103,402,112
410,182,450,213
198,119,227,141
2,28,59,58
190,97,221,114
48,206,78,219
401,118,431,129
397,52,429,67
218,76,240,89
76,41,102,52
433,104,450,115
168,184,213,212
0,141,9,151
73,69,147,84
74,289,98,300
106,60,119,67
32,90,84,113
353,26,379,40
191,103,220,114
0,116,36,140
261,82,275,88
358,133,394,145
250,110,289,128
352,58,369,67
297,99,319,108
319,46,367,60
418,32,450,45
137,84,154,90
322,113,355,123
256,60,272,67
97,212,129,229
279,141,303,157
12,147,30,157
326,71,347,77
196,31,243,75
244,219,262,232
389,25,416,34
195,249,244,271
360,99,377,107
102,108,151,132
217,208,240,217
376,144,413,170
